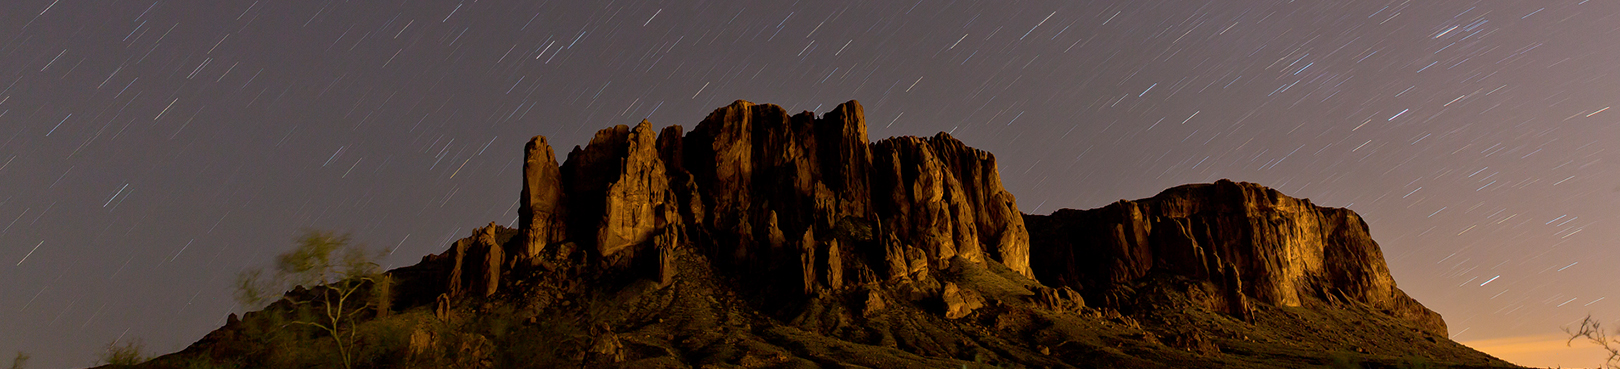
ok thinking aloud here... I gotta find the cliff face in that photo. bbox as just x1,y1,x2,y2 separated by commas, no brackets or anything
435,99,1440,335
161,99,1508,369
464,100,1032,297
1026,180,1446,335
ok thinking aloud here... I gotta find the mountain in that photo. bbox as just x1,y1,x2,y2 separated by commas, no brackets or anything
127,100,1517,368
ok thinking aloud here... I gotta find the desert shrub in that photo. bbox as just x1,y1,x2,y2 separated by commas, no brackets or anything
1323,350,1360,369
1395,355,1435,369
181,355,243,369
235,229,390,369
493,312,590,368
351,313,415,368
832,217,875,243
98,339,147,365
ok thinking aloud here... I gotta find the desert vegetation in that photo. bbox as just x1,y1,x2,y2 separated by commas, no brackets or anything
232,230,389,369
1568,314,1620,368
97,340,147,366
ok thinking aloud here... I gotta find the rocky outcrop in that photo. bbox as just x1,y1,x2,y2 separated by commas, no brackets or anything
1036,286,1086,314
593,121,675,262
1026,180,1446,335
870,134,1032,281
167,99,1498,369
424,100,1034,301
519,136,567,262
675,100,1032,294
941,282,985,319
444,223,513,298
425,101,1441,340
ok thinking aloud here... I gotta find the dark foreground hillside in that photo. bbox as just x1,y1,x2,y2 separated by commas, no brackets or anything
121,100,1516,368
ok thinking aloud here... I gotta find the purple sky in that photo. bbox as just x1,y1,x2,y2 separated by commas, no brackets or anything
2,1,1617,367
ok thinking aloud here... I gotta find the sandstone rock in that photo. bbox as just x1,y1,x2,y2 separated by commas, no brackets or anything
655,228,678,287
555,121,679,273
869,134,1034,281
409,328,433,357
595,121,673,261
822,238,843,290
683,101,860,292
668,100,1032,294
588,326,626,363
880,228,909,281
796,227,816,294
684,100,763,267
561,125,630,253
1037,286,1086,314
656,125,705,231
812,101,874,224
1027,179,1445,335
520,136,567,262
861,288,886,317
446,241,469,298
907,246,930,281
478,224,502,297
435,293,451,321
446,223,508,298
922,133,1033,280
872,136,973,268
187,99,1493,368
942,282,985,319
1221,261,1252,322
443,101,1440,337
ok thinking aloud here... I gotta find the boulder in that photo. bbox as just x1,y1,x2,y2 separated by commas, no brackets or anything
446,223,508,298
1037,286,1086,314
942,282,985,319
861,287,887,317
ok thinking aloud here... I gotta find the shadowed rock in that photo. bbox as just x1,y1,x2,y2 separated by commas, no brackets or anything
1027,179,1445,334
151,100,1508,369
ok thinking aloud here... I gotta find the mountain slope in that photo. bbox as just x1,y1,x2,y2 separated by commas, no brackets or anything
130,100,1516,369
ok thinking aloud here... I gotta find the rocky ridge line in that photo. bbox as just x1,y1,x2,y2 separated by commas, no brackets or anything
431,99,1442,335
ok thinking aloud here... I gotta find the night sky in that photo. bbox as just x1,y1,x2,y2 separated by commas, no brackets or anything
2,1,1617,367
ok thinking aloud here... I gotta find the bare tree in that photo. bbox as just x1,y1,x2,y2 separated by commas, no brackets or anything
1568,314,1620,368
236,230,389,369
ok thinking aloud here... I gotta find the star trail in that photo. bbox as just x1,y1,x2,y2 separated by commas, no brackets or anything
1,1,1617,367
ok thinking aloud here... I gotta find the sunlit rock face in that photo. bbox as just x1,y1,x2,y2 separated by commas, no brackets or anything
519,136,567,261
177,100,1497,369
871,133,1033,281
1027,179,1446,335
445,223,511,298
504,100,1034,295
677,100,1033,292
496,102,1443,337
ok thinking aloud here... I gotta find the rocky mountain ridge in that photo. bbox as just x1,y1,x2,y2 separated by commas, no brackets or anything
137,100,1514,368
445,100,1035,303
1026,180,1448,335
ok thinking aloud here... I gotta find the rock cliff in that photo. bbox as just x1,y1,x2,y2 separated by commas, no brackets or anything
500,100,1033,297
150,99,1508,369
444,100,1440,335
1026,180,1447,335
